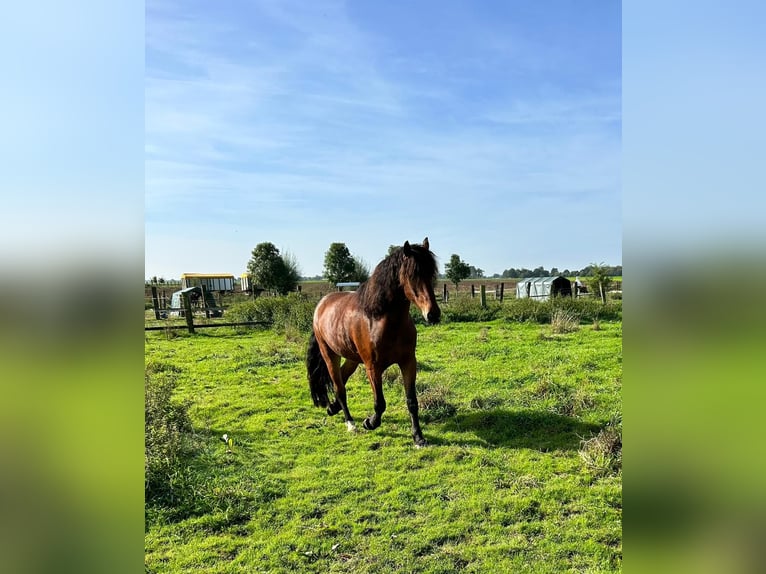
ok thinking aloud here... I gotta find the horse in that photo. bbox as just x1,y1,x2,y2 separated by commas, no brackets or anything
306,237,441,447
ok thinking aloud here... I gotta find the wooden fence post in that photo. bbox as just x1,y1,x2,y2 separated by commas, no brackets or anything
480,285,486,308
471,285,475,299
499,282,504,303
182,292,195,333
443,283,448,303
150,286,161,320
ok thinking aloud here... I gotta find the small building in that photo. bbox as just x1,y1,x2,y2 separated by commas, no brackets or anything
180,273,235,292
240,273,251,292
515,276,572,300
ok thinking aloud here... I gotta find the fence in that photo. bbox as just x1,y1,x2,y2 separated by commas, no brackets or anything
145,286,270,333
145,281,621,333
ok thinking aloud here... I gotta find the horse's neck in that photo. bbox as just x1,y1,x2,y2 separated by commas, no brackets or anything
383,290,412,321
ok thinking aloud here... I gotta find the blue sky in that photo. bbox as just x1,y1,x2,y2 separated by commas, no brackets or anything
145,0,621,278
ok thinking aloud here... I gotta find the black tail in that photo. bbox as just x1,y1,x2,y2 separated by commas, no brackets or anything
306,331,334,408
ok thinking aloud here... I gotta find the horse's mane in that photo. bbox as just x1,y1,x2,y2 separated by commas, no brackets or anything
357,243,438,318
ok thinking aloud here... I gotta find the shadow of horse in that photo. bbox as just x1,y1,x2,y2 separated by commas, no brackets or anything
429,408,601,451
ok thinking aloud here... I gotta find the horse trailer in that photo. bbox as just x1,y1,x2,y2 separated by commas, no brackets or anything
180,273,235,292
515,276,572,300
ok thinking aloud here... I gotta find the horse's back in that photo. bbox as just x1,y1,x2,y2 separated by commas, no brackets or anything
314,291,357,325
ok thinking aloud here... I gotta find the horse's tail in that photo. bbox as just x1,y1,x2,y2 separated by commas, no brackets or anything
306,330,334,408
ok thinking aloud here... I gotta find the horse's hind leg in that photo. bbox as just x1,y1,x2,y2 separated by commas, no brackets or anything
400,357,426,447
327,360,359,417
318,347,356,431
362,364,386,431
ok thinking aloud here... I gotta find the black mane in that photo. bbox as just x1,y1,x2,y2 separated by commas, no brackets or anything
357,243,438,318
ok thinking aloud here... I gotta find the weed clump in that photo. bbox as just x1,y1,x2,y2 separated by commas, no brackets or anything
383,366,402,388
417,384,457,422
579,413,622,476
469,394,504,410
550,308,580,334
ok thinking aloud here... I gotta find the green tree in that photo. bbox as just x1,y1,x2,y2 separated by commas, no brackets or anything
445,254,471,291
468,266,484,278
247,242,300,295
387,245,399,257
277,251,302,294
351,256,370,282
323,242,357,286
586,262,614,304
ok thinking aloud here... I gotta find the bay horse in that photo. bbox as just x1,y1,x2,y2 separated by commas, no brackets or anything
306,237,441,447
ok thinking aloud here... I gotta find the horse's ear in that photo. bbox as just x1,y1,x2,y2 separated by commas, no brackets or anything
422,237,429,250
403,241,412,256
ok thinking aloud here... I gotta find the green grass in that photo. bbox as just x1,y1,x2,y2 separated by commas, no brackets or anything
145,320,622,573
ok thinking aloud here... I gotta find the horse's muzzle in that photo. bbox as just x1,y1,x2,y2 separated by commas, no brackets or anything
426,307,441,325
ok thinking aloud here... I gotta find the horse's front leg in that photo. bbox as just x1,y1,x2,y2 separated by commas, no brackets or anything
400,357,426,447
362,364,386,431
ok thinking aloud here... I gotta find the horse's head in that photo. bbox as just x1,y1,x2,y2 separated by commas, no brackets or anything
400,237,441,325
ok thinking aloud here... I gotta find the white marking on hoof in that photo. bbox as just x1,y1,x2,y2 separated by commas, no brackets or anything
346,421,357,432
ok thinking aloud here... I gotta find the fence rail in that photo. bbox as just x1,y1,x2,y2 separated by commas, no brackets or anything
145,320,268,332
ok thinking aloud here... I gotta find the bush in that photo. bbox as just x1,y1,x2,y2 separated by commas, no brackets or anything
227,293,317,333
438,297,502,323
500,298,552,323
498,297,622,324
145,366,194,504
145,365,268,523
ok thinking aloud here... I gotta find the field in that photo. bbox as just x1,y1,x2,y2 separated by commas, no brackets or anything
145,311,622,573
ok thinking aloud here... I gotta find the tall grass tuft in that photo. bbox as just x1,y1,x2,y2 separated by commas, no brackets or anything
417,383,457,422
579,413,622,476
550,308,580,334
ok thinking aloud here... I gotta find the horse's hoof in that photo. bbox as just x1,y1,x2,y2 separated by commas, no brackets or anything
363,417,377,430
414,438,428,448
346,421,357,432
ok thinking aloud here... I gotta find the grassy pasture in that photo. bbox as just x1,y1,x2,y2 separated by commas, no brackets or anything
145,319,621,573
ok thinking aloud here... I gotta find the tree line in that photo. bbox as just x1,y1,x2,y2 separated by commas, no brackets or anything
147,242,621,298
495,264,622,279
